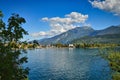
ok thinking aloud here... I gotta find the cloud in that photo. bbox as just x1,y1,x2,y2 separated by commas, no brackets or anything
31,12,88,38
89,0,120,16
31,31,47,37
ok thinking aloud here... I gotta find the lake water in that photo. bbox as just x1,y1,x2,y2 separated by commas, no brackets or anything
24,48,111,80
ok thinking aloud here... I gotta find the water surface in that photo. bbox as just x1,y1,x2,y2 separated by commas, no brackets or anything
24,48,111,80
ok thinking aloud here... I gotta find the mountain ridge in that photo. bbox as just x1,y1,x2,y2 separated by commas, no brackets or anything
38,25,120,45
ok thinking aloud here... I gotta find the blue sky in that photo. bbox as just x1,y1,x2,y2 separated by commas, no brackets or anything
0,0,120,41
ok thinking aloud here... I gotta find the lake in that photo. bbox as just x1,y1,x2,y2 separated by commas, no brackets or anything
24,48,111,80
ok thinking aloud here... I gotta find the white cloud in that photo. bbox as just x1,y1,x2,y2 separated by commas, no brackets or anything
31,12,88,38
42,17,48,21
31,31,47,37
83,23,91,27
89,0,120,15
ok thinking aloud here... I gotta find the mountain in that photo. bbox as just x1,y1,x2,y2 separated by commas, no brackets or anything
71,25,120,44
71,34,120,44
39,26,94,45
90,25,120,36
39,25,120,45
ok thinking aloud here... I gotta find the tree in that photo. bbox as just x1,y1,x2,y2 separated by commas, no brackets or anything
0,11,5,42
7,13,28,42
0,11,29,80
33,40,39,45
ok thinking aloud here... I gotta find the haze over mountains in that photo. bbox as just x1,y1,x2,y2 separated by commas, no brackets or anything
38,25,120,45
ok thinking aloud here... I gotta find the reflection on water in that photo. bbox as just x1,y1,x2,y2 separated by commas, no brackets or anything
24,48,111,80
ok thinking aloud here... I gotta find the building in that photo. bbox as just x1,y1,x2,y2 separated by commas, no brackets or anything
68,44,74,48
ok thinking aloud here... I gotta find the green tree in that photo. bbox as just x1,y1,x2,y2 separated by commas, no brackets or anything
0,11,5,42
33,40,39,45
0,11,29,80
7,13,28,42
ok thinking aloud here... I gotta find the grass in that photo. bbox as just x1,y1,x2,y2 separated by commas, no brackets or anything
100,48,120,80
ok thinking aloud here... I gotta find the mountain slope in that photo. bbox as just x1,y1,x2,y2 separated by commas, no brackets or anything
91,26,120,36
39,26,94,45
39,25,120,45
71,34,120,44
71,25,120,44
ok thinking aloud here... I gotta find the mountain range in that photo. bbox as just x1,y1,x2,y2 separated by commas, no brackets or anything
38,25,120,45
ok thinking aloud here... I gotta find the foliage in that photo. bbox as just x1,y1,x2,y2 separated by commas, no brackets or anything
54,43,68,48
0,11,29,80
71,34,120,45
74,43,119,48
7,13,28,42
33,40,39,45
100,48,120,80
112,72,120,80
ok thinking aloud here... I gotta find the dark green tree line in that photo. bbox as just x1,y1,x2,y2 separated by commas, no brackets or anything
0,11,29,80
